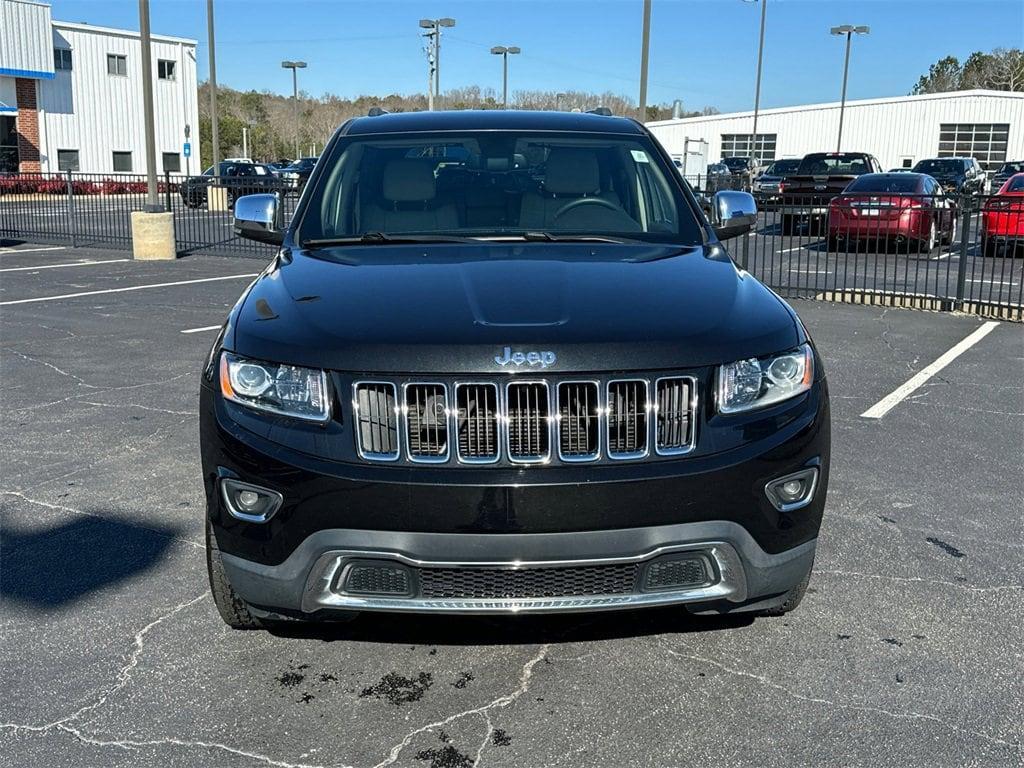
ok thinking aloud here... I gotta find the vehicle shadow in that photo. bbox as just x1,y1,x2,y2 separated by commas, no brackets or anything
268,605,754,646
0,514,181,610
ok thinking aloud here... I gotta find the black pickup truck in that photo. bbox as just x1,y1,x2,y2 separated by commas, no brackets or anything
779,152,882,234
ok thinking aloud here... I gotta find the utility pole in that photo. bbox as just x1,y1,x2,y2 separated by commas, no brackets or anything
638,0,651,122
242,126,248,159
138,0,160,211
206,0,219,178
281,61,307,161
831,24,869,152
750,0,768,163
419,18,455,110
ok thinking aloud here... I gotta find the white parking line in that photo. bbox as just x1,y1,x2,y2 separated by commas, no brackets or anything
0,246,67,254
0,259,129,273
0,273,258,306
966,278,1019,286
181,325,223,334
860,321,1000,419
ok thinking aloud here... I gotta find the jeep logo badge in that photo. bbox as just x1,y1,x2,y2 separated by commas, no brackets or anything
494,346,556,369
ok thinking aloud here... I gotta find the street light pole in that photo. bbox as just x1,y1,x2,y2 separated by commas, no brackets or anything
281,60,307,160
748,0,768,163
831,24,869,153
490,46,520,108
138,0,160,211
206,0,219,178
419,18,455,110
638,0,651,122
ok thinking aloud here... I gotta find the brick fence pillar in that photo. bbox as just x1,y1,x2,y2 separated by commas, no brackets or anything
15,78,41,172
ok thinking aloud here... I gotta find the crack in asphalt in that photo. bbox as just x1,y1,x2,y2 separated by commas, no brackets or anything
664,648,1021,752
1,347,100,389
372,644,551,768
0,491,204,550
814,569,1024,593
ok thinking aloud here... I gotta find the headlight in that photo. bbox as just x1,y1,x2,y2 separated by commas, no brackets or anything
717,344,813,414
219,352,330,422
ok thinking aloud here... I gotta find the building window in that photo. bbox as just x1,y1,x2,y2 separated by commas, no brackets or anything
54,48,73,71
0,116,17,173
57,149,80,171
162,152,181,173
112,151,133,172
107,54,128,76
937,123,1009,172
721,134,777,164
157,60,176,80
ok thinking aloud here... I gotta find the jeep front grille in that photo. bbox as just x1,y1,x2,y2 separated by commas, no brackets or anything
353,382,399,460
455,383,499,463
655,377,695,455
351,375,696,466
506,382,550,463
607,379,648,459
557,382,600,461
404,383,449,462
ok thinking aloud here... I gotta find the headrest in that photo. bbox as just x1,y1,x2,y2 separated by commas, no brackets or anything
382,159,436,202
544,148,600,195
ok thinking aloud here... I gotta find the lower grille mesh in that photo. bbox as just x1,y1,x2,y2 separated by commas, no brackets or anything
419,564,639,599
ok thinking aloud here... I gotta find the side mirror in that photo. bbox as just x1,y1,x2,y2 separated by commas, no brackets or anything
233,194,283,245
711,190,758,241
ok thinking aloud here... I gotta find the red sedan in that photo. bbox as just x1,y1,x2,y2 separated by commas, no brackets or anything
981,173,1024,257
827,173,957,253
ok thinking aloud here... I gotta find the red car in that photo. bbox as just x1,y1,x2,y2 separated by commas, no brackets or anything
827,173,957,253
981,173,1024,257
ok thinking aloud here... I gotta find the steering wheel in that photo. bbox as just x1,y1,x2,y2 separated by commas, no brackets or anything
553,197,621,220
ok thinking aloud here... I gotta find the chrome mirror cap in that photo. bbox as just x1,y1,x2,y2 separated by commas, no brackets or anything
233,194,283,245
711,191,758,241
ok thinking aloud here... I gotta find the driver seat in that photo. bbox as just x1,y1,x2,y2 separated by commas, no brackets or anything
518,148,624,230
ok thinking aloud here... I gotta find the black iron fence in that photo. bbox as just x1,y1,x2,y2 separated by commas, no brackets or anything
1,172,1021,321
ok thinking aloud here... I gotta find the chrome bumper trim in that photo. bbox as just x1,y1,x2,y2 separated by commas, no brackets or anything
299,542,747,615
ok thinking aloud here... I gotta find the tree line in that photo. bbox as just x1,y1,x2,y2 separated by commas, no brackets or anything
197,82,718,165
911,47,1023,95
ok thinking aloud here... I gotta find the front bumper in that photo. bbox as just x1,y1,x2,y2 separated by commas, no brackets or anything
220,522,817,616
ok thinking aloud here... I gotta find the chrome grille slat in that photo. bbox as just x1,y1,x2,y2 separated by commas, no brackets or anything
607,379,649,459
557,381,600,461
655,376,695,455
404,383,449,462
352,382,399,461
456,383,499,463
506,381,550,463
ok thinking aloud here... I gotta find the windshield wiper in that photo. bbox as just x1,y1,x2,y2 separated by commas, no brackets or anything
301,232,481,247
518,232,643,244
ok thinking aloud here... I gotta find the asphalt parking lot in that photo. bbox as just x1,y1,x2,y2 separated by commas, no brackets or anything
1,244,1022,768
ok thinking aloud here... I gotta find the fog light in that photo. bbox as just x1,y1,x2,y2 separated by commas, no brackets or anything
765,468,818,512
220,478,283,523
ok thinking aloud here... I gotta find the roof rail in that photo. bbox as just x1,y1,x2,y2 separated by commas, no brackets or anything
367,107,389,117
586,107,613,116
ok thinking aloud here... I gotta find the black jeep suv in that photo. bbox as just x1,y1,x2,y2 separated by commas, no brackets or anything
201,110,830,629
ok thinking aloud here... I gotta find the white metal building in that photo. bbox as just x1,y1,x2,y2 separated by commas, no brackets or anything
647,90,1024,174
0,0,199,175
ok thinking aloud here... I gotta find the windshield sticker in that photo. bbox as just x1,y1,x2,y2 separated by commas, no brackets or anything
631,150,650,163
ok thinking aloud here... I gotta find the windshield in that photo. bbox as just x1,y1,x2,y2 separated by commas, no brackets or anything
297,131,703,246
1006,176,1024,192
1000,162,1024,175
764,160,799,175
722,157,749,171
845,175,921,194
913,159,962,176
797,153,871,176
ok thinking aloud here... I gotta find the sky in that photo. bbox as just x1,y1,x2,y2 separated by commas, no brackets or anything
46,0,1024,113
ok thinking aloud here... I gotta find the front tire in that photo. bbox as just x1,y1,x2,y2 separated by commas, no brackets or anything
758,567,812,617
206,518,263,630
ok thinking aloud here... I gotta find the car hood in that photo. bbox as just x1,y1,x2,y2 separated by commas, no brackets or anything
231,243,801,373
